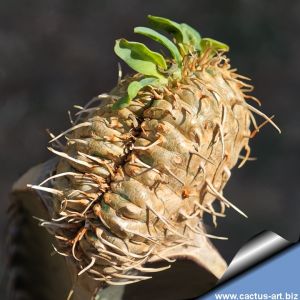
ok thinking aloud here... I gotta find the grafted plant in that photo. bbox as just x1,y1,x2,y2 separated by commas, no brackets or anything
28,15,280,298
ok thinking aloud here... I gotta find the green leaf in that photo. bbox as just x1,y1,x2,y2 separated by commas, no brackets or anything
112,77,158,110
114,39,168,80
148,15,187,43
147,15,203,54
127,77,158,99
200,38,229,53
181,23,201,50
134,26,182,66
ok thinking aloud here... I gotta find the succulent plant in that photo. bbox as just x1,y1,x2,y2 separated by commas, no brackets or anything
26,15,280,298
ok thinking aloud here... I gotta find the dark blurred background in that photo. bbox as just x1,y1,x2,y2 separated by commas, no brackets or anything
0,0,299,298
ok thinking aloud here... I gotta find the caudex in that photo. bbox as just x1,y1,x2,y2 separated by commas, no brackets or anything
24,15,280,297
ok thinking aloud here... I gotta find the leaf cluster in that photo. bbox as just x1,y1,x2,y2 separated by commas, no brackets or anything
113,15,229,110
